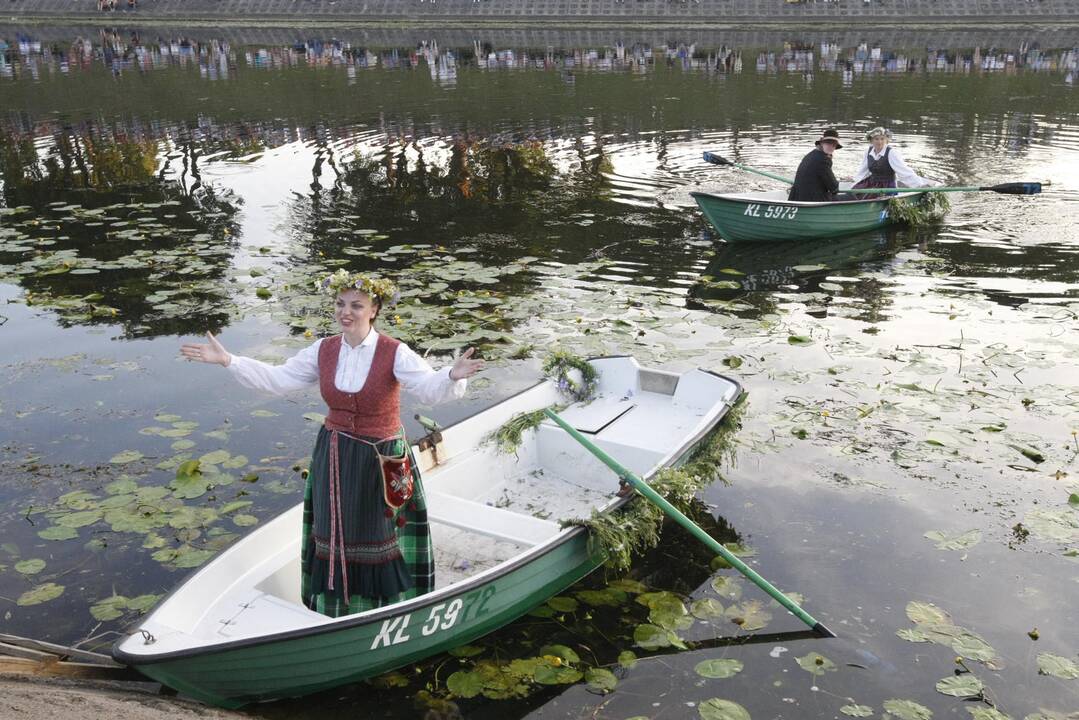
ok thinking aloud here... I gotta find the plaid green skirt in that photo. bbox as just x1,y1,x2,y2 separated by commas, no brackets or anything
300,427,434,618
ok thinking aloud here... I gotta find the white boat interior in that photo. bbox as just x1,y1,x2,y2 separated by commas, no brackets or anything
117,357,741,658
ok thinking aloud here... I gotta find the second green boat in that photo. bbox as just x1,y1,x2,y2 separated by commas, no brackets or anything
691,188,927,243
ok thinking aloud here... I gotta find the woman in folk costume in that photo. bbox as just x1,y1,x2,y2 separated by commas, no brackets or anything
851,127,933,197
180,270,484,617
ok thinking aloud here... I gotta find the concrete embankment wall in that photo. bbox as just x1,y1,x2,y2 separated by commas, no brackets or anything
4,0,1079,25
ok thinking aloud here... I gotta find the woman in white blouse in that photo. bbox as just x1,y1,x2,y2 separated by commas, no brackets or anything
851,127,933,197
180,271,483,618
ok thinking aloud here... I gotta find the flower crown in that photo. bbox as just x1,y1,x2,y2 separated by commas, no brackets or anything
317,269,400,306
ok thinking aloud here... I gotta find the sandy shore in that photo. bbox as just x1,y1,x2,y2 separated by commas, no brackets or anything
0,674,249,719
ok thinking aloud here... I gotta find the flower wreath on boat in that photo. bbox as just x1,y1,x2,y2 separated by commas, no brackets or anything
317,269,401,307
543,350,598,403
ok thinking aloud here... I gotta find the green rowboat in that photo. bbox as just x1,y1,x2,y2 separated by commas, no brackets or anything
691,188,926,243
114,357,742,708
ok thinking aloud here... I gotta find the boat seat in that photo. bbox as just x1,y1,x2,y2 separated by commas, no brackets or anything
425,490,561,547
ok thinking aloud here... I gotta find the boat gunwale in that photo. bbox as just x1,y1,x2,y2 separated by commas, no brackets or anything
689,189,925,208
114,362,743,667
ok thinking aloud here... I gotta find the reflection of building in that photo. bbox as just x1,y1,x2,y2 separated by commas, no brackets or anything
3,32,1078,81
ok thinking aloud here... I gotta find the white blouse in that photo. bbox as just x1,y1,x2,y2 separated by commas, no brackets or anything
226,329,466,405
852,145,932,188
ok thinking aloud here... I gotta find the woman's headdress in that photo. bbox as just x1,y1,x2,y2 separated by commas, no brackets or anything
317,269,400,307
865,127,893,140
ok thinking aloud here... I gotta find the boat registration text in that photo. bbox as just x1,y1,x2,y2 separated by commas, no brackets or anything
743,203,798,220
370,585,498,649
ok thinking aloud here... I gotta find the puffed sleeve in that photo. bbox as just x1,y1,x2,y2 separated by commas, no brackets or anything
227,339,322,395
889,146,932,188
392,342,467,405
852,150,871,184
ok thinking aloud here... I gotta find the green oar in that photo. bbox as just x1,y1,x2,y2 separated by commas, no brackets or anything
703,151,794,185
846,182,1043,195
543,408,836,639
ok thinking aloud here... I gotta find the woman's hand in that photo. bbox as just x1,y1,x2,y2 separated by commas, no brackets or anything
449,347,484,381
180,332,231,367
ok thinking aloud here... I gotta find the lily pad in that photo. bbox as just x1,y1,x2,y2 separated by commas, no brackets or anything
90,595,129,621
584,667,618,693
446,670,483,698
14,558,46,574
539,644,580,664
699,698,751,720
547,596,579,613
882,698,933,720
925,529,982,551
906,601,951,625
17,582,65,606
936,674,985,697
796,651,837,676
1037,653,1079,679
633,623,671,650
38,525,79,541
840,705,874,718
695,658,744,679
109,450,144,464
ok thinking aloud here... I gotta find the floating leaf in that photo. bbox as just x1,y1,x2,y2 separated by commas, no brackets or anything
585,667,618,693
1037,653,1079,679
233,514,259,527
936,674,985,697
882,698,933,720
695,658,744,679
633,623,671,650
711,576,743,601
788,335,813,345
796,652,837,676
251,409,280,417
906,601,951,625
104,478,138,495
57,509,102,528
17,582,65,606
724,600,772,632
109,450,144,464
924,529,982,551
698,698,751,720
446,670,483,698
539,644,580,664
303,412,326,424
608,578,647,594
127,594,161,612
39,525,79,541
220,501,253,514
691,598,726,619
199,450,231,466
90,595,129,621
951,630,997,662
897,627,933,643
14,558,46,574
618,650,638,669
840,705,874,718
546,596,579,613
533,662,582,685
966,709,1012,720
1009,444,1045,464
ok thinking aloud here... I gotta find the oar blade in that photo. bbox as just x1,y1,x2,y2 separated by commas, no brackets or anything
986,182,1042,195
702,151,732,167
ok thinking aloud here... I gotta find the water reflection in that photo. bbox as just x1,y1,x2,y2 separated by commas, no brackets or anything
4,31,1079,81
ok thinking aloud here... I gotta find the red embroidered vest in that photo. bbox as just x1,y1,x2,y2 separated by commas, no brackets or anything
319,333,402,439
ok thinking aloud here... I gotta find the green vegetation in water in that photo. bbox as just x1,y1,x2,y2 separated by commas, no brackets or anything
566,397,745,572
486,408,552,455
887,191,951,226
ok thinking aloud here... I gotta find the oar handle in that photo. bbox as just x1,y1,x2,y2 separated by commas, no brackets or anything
543,408,835,638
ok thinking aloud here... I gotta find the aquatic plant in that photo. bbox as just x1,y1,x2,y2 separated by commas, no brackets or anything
887,191,950,225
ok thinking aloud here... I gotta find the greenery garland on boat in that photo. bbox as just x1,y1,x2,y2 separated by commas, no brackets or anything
566,395,746,572
542,350,598,403
887,191,950,226
486,350,598,454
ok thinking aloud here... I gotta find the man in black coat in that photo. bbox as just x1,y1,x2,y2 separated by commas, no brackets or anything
788,128,843,202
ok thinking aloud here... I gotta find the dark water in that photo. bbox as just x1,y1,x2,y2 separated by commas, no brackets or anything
1,28,1078,719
